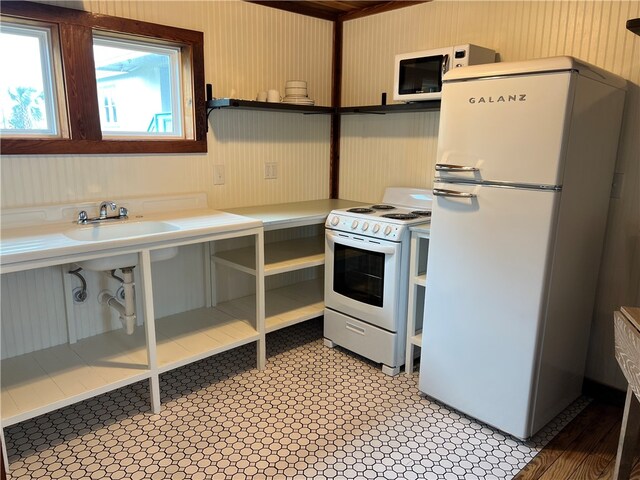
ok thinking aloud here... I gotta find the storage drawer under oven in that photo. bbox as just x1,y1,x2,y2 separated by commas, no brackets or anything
324,308,403,368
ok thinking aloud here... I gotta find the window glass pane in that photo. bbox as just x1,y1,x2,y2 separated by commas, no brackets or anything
93,36,182,138
0,23,58,136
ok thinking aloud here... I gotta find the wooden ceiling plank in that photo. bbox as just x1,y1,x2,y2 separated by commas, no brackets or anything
339,1,429,21
246,1,339,21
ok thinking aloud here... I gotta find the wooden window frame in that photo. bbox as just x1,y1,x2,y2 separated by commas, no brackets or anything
1,1,206,155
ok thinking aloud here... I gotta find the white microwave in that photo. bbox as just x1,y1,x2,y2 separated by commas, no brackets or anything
393,44,496,102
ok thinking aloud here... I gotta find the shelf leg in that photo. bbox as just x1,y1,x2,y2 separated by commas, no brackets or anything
255,230,266,370
203,242,212,308
139,250,161,414
405,346,414,376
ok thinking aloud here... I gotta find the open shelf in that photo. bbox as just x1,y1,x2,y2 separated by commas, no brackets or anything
1,328,151,426
208,98,333,115
212,235,325,276
415,273,427,287
155,308,260,373
205,279,323,334
339,101,441,115
264,279,324,333
410,332,423,347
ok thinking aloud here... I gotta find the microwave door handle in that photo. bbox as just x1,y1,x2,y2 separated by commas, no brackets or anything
435,163,479,172
442,54,449,75
326,230,398,255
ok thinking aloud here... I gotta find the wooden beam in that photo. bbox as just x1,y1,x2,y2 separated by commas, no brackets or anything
329,19,343,199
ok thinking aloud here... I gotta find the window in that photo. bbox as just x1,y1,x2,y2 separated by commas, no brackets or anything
93,36,183,138
0,22,60,136
0,1,205,154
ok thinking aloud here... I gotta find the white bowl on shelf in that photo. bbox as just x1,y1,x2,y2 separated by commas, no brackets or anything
286,80,307,88
285,87,307,96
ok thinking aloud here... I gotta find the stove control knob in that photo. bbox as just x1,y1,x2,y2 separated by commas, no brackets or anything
362,222,369,231
351,220,359,229
331,216,340,226
373,224,381,233
384,226,392,236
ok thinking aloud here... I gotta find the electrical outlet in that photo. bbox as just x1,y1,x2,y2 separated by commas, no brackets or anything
264,162,278,179
213,165,225,185
611,172,624,199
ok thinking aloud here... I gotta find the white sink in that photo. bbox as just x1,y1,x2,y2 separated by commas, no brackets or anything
64,221,180,271
65,221,179,242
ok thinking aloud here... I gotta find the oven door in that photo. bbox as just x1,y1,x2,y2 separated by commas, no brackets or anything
325,229,402,332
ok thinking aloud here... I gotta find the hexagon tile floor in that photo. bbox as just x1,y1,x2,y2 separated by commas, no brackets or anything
6,318,588,480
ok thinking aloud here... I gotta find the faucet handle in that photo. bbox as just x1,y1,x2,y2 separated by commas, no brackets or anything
77,210,88,224
119,207,128,218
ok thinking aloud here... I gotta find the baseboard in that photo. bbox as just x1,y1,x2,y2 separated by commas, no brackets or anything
582,377,626,406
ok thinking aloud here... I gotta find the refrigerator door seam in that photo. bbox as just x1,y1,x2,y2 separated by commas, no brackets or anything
443,68,578,84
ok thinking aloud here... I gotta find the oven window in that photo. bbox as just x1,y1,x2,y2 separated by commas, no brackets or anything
398,55,444,95
334,243,385,307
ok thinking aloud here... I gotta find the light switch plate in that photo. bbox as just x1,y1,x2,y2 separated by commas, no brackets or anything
264,162,278,180
213,165,225,185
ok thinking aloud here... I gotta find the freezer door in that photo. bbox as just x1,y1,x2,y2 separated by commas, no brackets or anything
436,72,574,186
419,182,560,439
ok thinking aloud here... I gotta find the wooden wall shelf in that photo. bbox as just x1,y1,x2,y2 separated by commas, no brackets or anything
207,98,333,115
206,98,442,116
339,101,441,114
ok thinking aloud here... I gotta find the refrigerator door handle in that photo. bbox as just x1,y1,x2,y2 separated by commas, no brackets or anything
435,163,479,172
433,188,476,198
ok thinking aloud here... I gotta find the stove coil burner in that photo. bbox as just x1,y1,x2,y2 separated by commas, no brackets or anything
347,208,375,214
371,204,396,210
382,213,420,220
411,210,432,217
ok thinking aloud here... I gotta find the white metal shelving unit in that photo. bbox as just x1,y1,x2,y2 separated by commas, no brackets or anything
405,224,430,375
220,199,365,336
0,226,264,469
212,233,325,334
1,198,364,469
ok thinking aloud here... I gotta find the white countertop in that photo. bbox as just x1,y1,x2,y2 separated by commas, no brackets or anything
0,194,262,273
1,197,365,272
224,199,366,230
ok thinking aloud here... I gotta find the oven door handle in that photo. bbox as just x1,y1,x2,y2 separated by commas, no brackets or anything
326,230,398,255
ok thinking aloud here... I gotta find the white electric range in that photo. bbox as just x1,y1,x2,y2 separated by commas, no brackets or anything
323,187,432,375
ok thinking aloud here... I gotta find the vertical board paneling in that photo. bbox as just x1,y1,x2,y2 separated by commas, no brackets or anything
1,268,68,359
340,0,640,388
1,0,333,210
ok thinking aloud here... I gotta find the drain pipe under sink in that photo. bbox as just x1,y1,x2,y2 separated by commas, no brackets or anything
99,266,136,335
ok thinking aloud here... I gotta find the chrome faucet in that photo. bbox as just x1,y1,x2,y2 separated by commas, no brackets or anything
99,201,117,219
76,201,129,225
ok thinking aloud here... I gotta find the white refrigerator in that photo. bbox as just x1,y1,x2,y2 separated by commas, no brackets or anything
419,57,627,439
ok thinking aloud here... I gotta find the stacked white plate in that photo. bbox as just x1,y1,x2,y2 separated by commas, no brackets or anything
283,80,314,105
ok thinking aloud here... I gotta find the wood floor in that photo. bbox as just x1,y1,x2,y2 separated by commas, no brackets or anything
514,399,640,480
